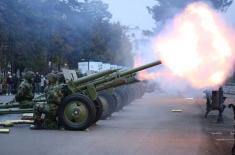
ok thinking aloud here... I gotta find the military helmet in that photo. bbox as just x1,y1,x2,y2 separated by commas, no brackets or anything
46,73,58,84
24,71,35,81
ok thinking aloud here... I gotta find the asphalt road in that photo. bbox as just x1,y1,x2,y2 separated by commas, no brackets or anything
0,93,234,155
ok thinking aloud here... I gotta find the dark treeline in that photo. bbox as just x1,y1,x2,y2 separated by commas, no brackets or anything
0,0,133,73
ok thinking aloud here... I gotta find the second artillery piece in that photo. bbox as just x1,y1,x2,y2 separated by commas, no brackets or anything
0,60,162,130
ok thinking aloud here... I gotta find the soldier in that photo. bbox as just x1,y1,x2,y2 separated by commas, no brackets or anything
204,87,226,122
40,75,46,94
32,73,64,129
0,73,3,95
34,72,41,94
15,71,34,108
6,72,13,95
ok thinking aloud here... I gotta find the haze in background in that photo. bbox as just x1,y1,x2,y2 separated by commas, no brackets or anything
224,2,235,26
102,0,156,30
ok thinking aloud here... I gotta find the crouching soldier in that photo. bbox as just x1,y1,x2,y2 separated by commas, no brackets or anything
31,73,64,129
15,71,34,109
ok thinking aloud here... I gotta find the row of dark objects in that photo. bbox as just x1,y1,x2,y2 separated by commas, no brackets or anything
0,81,154,131
97,82,149,120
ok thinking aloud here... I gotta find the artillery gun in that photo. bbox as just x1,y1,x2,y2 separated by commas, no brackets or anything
0,60,162,130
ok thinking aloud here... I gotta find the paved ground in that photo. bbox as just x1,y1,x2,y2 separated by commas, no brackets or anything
0,93,234,155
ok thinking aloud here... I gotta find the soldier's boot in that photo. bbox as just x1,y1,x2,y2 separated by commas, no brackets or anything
43,118,58,129
31,109,44,130
217,106,225,123
205,97,211,118
30,115,44,130
205,109,210,118
30,124,41,130
217,115,223,123
30,120,44,130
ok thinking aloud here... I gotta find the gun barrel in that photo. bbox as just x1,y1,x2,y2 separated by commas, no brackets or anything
90,60,162,87
75,60,161,91
0,108,33,115
120,60,162,77
73,69,119,85
96,76,139,92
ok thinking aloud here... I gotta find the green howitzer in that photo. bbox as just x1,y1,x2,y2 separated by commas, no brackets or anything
82,60,161,88
0,69,122,121
96,60,162,89
98,60,161,84
96,76,140,92
0,69,118,111
73,69,120,84
0,60,162,131
69,60,162,99
57,60,162,130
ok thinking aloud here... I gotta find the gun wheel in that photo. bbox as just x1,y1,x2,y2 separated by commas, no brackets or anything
98,91,116,120
113,90,125,112
59,93,96,131
93,97,103,123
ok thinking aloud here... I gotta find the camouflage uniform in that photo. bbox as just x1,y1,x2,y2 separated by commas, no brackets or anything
33,73,63,129
15,71,34,109
56,72,65,84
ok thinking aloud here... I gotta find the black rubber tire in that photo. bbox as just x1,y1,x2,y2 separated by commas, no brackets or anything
130,85,138,100
125,86,135,103
136,83,145,99
59,93,96,131
113,89,125,111
125,87,132,102
98,91,116,120
93,97,103,123
119,87,130,106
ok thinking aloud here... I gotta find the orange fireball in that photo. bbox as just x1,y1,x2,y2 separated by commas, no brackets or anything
151,2,235,89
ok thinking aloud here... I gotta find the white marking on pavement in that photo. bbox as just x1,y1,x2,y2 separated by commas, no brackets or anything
0,128,10,133
216,139,234,141
185,98,194,100
171,109,183,112
210,132,223,135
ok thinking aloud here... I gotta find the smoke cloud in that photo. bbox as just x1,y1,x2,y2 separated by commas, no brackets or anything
136,2,235,97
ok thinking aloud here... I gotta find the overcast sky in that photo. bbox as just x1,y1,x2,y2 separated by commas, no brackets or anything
101,0,156,30
101,0,235,30
224,2,235,26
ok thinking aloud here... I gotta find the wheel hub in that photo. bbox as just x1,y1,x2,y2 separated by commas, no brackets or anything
64,101,89,125
73,108,80,116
